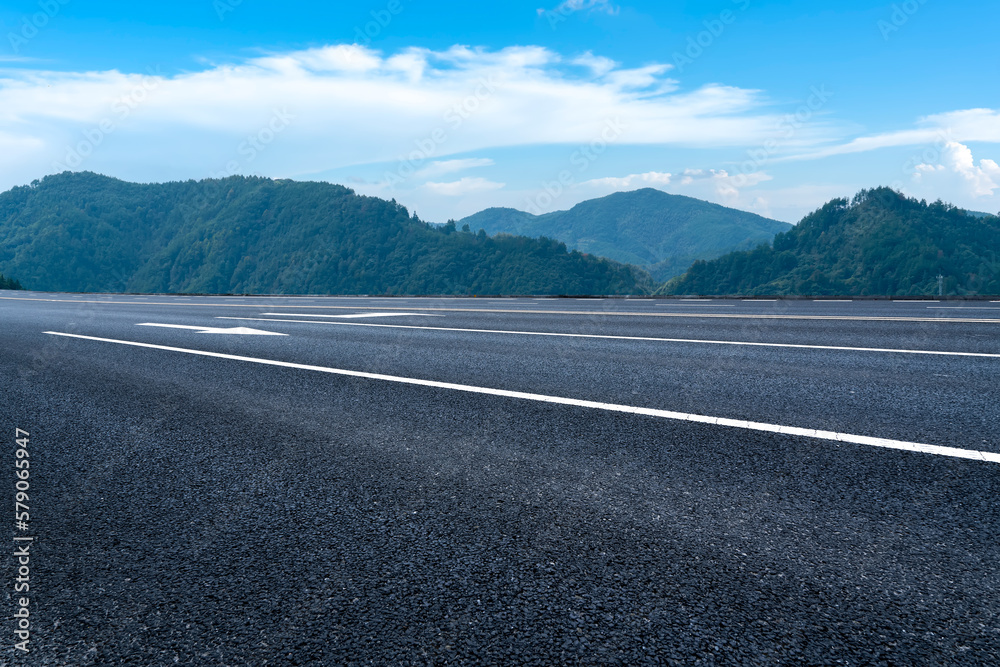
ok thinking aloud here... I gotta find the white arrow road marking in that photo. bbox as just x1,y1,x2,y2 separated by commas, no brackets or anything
136,323,287,336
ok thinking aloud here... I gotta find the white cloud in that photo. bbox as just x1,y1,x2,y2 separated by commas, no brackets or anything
914,141,1000,198
0,43,797,192
580,168,772,201
424,177,506,197
679,168,771,196
571,52,618,77
262,44,382,73
539,0,620,18
581,171,673,189
415,158,494,179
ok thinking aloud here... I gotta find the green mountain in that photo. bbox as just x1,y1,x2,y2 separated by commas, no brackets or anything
459,188,792,281
666,188,1000,296
0,172,651,295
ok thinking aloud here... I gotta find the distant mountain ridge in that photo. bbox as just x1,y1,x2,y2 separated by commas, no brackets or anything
0,172,651,295
459,189,792,281
666,188,1000,296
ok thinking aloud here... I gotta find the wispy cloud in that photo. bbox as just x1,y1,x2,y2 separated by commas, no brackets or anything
424,177,505,197
415,158,494,179
785,109,1000,161
0,43,794,190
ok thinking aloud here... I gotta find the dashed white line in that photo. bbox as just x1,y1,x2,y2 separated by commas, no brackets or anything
219,317,1000,359
42,331,1000,464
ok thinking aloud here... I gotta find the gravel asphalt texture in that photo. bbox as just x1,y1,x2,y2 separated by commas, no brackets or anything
1,293,999,665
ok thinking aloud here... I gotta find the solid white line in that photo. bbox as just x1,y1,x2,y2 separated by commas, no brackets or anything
894,300,939,303
815,300,852,302
262,312,439,319
220,317,1000,358
42,331,1000,464
928,307,1000,310
656,304,736,307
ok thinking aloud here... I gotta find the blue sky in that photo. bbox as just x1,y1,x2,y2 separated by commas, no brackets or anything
1,0,998,222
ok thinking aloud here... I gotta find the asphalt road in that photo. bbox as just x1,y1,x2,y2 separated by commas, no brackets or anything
2,291,999,665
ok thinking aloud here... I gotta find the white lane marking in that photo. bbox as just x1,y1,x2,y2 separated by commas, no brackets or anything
657,304,736,307
894,300,939,303
42,331,1000,464
815,300,852,302
263,312,440,319
136,323,287,336
743,299,778,302
5,296,1000,323
216,317,1000,359
928,307,1000,310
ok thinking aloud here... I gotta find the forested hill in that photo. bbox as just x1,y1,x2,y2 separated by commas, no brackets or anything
0,172,651,295
666,188,1000,296
459,188,791,281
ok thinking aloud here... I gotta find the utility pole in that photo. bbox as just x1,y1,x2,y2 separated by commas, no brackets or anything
937,274,944,297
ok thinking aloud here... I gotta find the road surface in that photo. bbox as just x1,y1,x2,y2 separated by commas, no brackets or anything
2,292,998,665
